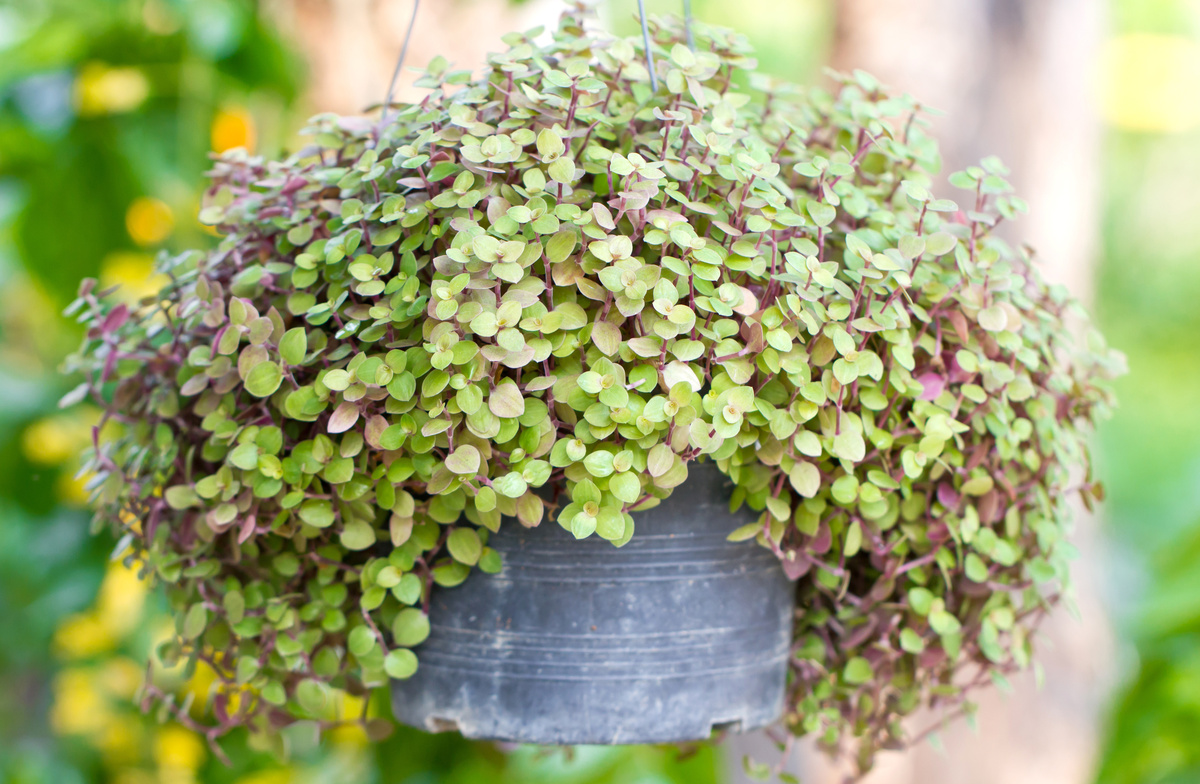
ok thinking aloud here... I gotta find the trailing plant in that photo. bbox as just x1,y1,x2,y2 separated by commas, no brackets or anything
64,6,1121,770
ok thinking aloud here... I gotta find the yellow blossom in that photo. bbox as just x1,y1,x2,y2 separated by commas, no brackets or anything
57,469,93,507
329,723,369,749
50,667,112,735
212,106,257,153
96,561,149,639
102,251,169,301
183,657,218,716
99,656,145,700
76,62,149,115
54,612,116,659
21,412,94,465
154,724,206,772
125,197,175,246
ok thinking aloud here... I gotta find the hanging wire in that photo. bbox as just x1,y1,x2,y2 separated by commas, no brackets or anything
377,0,421,139
637,0,658,92
683,0,695,50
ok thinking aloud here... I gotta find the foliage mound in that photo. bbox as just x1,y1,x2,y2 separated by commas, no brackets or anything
65,7,1121,768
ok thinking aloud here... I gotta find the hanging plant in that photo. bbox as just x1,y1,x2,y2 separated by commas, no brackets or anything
64,5,1121,771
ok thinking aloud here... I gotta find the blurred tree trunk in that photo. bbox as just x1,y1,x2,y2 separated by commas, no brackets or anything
734,2,1111,783
829,0,1102,299
263,0,559,115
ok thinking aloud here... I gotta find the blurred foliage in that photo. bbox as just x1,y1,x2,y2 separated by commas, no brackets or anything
1092,1,1200,783
0,0,301,780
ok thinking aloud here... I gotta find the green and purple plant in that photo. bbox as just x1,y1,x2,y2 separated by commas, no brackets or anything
64,7,1121,771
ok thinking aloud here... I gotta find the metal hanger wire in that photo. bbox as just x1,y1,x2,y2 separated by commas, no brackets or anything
377,0,421,138
378,0,696,123
637,0,695,93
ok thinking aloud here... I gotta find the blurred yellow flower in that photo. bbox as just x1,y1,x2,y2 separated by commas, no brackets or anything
125,197,175,246
57,469,93,507
21,413,93,465
154,724,206,774
100,656,146,700
55,562,148,658
219,682,257,716
212,106,257,153
54,612,117,659
76,62,150,115
341,691,367,719
329,723,369,748
50,667,112,735
101,251,169,302
1101,33,1200,133
97,560,149,638
184,656,219,715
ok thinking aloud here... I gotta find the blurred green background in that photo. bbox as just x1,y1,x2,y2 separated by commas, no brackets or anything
0,0,1197,782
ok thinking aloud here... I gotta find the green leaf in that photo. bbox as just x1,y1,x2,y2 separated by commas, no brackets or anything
488,380,525,418
391,608,431,647
165,485,199,509
445,445,481,475
789,462,820,498
727,522,762,542
456,384,483,415
182,604,208,640
229,439,260,470
299,500,334,528
432,561,471,587
978,305,1008,332
323,456,355,484
297,679,327,715
324,369,351,391
340,519,376,550
930,609,962,635
349,626,378,657
908,587,934,615
246,361,283,397
807,202,836,227
393,573,423,605
591,320,621,355
447,528,482,565
965,553,989,582
833,429,866,463
545,230,577,263
492,472,528,498
570,511,597,540
279,327,307,365
924,232,957,256
831,474,859,505
595,507,625,540
537,128,565,160
843,520,863,557
899,629,926,654
646,444,674,478
384,649,419,679
609,472,641,504
843,656,873,685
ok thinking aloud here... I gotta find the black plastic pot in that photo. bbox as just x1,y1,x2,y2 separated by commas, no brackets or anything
391,461,794,745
